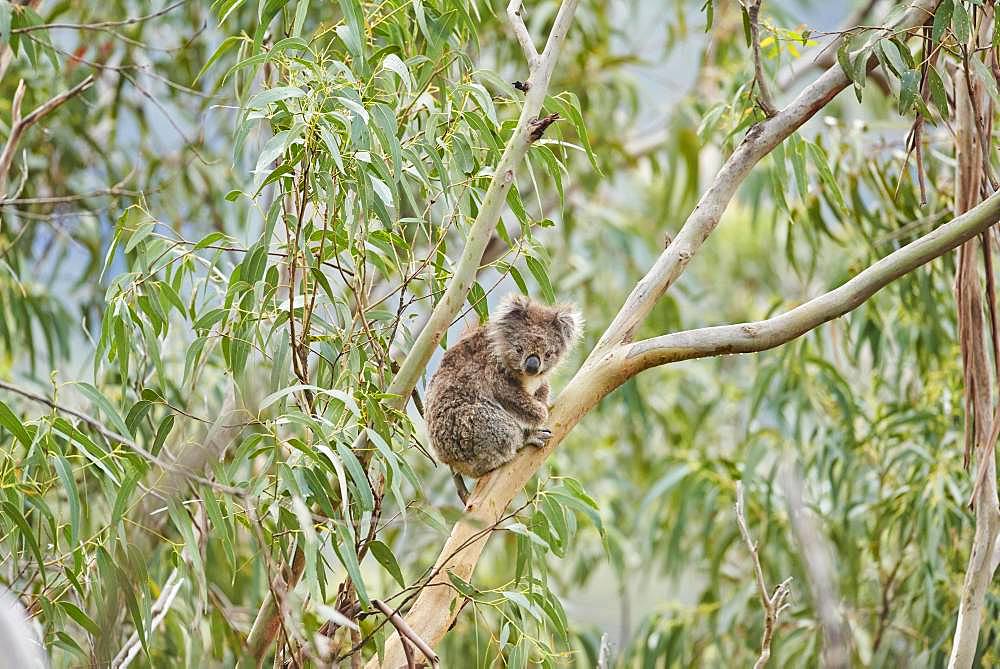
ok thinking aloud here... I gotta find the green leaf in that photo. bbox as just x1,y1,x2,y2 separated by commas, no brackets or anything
51,417,121,484
807,141,847,214
72,382,130,438
468,282,489,322
2,501,46,584
369,540,406,588
837,40,856,84
332,523,369,606
319,125,345,173
0,400,32,447
337,0,366,65
952,2,970,44
194,34,243,84
254,126,304,176
931,0,953,44
292,0,311,37
381,53,412,91
246,85,305,110
194,231,230,250
59,601,100,636
446,571,480,599
502,590,543,622
334,441,375,512
549,92,600,172
151,414,174,456
52,455,81,547
0,2,11,45
898,68,920,115
525,255,555,304
970,56,1000,105
927,66,949,118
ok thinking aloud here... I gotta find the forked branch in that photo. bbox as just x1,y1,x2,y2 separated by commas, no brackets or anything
0,75,95,200
743,0,778,116
368,0,937,669
735,483,792,669
623,189,1000,371
589,0,936,355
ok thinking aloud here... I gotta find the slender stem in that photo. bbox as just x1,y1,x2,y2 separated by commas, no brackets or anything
371,599,438,667
735,483,792,669
507,0,539,67
0,379,244,495
744,0,778,116
0,75,95,199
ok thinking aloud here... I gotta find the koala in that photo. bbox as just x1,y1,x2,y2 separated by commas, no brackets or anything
425,293,583,501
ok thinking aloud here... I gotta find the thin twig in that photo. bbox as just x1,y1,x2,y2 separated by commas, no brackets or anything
0,75,96,199
111,570,184,668
372,599,439,667
744,0,778,116
735,482,792,669
11,1,188,34
0,379,244,496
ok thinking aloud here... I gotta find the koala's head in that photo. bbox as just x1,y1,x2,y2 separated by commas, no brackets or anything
487,293,583,377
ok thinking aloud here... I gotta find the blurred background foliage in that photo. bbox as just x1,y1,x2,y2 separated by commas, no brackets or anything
0,0,997,667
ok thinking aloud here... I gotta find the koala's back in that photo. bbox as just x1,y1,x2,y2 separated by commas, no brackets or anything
425,327,493,428
425,327,520,476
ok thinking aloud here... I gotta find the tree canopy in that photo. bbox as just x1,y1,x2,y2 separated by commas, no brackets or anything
0,1,998,667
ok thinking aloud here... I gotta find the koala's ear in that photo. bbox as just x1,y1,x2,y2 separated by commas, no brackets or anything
493,292,530,322
553,304,584,344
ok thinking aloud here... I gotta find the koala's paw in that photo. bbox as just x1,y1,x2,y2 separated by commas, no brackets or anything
523,428,553,448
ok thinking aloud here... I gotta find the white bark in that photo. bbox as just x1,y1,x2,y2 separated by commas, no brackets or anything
625,190,1000,370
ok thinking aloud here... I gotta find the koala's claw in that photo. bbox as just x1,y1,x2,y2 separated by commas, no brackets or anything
523,428,553,448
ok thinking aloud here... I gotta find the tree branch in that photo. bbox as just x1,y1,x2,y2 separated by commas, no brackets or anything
947,14,1000,665
111,570,185,669
743,0,778,116
10,0,187,34
371,7,581,665
507,0,539,68
623,188,1000,371
589,0,936,355
371,599,438,668
384,0,579,412
735,482,792,669
0,75,95,200
0,379,244,496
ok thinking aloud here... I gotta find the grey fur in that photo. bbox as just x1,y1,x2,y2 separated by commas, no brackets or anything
425,293,583,479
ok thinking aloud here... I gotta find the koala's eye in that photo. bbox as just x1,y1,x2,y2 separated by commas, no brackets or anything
544,351,553,359
514,345,524,355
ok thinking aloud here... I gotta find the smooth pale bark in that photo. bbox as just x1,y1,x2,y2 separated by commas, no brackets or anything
626,190,1000,370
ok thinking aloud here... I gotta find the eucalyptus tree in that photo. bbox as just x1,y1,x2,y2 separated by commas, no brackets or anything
0,1,998,668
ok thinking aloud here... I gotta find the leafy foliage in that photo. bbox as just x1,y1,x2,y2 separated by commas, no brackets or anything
0,1,998,667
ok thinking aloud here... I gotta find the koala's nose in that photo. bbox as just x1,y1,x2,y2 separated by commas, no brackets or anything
524,355,541,374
